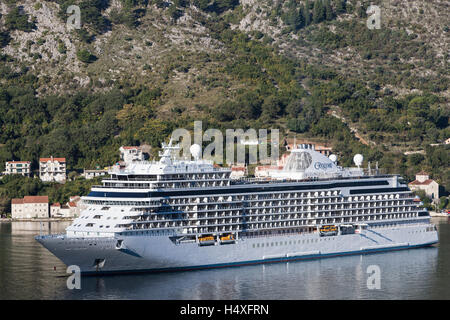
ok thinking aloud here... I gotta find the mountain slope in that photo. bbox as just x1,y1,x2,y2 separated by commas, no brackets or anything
0,0,448,192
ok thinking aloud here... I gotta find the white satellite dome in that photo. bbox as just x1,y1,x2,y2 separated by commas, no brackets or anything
353,154,364,167
190,144,202,160
329,154,337,162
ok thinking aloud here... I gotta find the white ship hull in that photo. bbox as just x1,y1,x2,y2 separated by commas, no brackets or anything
36,223,438,275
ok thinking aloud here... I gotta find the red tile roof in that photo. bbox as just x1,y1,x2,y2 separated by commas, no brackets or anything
51,203,61,207
231,167,246,171
68,202,76,207
409,179,434,186
40,157,66,162
6,161,30,164
121,146,140,150
11,198,23,204
23,196,48,203
256,165,284,170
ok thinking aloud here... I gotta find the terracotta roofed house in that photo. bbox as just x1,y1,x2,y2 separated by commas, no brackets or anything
39,156,66,183
230,166,247,179
408,172,440,203
11,195,49,219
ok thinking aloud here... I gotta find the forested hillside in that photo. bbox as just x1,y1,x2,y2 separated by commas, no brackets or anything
0,0,448,212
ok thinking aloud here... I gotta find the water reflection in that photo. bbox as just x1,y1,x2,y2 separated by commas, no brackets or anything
59,245,438,300
0,219,448,300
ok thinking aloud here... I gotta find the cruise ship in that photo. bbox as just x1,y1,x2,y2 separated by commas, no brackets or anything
36,141,439,274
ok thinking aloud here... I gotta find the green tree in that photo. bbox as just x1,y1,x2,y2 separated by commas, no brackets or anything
439,196,449,210
287,118,309,133
134,119,172,147
298,4,307,29
324,0,334,21
168,4,183,21
336,0,346,14
286,99,303,118
0,31,11,48
303,0,312,26
5,7,35,32
312,0,325,24
282,0,305,31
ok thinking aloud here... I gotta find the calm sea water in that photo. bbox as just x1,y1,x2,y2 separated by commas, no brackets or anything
0,218,449,300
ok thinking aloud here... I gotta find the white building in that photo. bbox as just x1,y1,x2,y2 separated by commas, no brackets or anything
286,142,332,157
11,196,49,219
255,165,284,178
408,172,440,203
120,146,144,163
39,157,66,183
230,166,247,179
82,169,108,180
50,196,85,218
50,202,76,218
4,161,31,177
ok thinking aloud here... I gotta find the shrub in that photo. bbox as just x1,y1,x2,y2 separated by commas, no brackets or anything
5,7,36,32
76,49,96,63
0,31,11,48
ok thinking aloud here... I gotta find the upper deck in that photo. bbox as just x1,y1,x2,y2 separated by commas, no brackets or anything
64,141,427,239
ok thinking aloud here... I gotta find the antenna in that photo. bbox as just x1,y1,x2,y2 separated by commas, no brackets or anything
329,154,337,163
353,154,364,168
190,144,202,161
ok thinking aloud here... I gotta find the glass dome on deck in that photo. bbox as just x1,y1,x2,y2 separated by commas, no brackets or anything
283,151,313,172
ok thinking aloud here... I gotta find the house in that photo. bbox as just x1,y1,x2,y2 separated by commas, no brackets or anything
285,142,332,157
39,156,66,183
50,196,85,218
82,169,108,179
69,195,86,214
230,166,247,179
11,196,49,219
50,203,72,218
119,146,144,163
4,161,31,177
50,203,61,217
255,165,284,178
408,172,440,203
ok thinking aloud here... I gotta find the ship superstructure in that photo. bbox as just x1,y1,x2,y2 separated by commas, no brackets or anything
36,141,438,274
